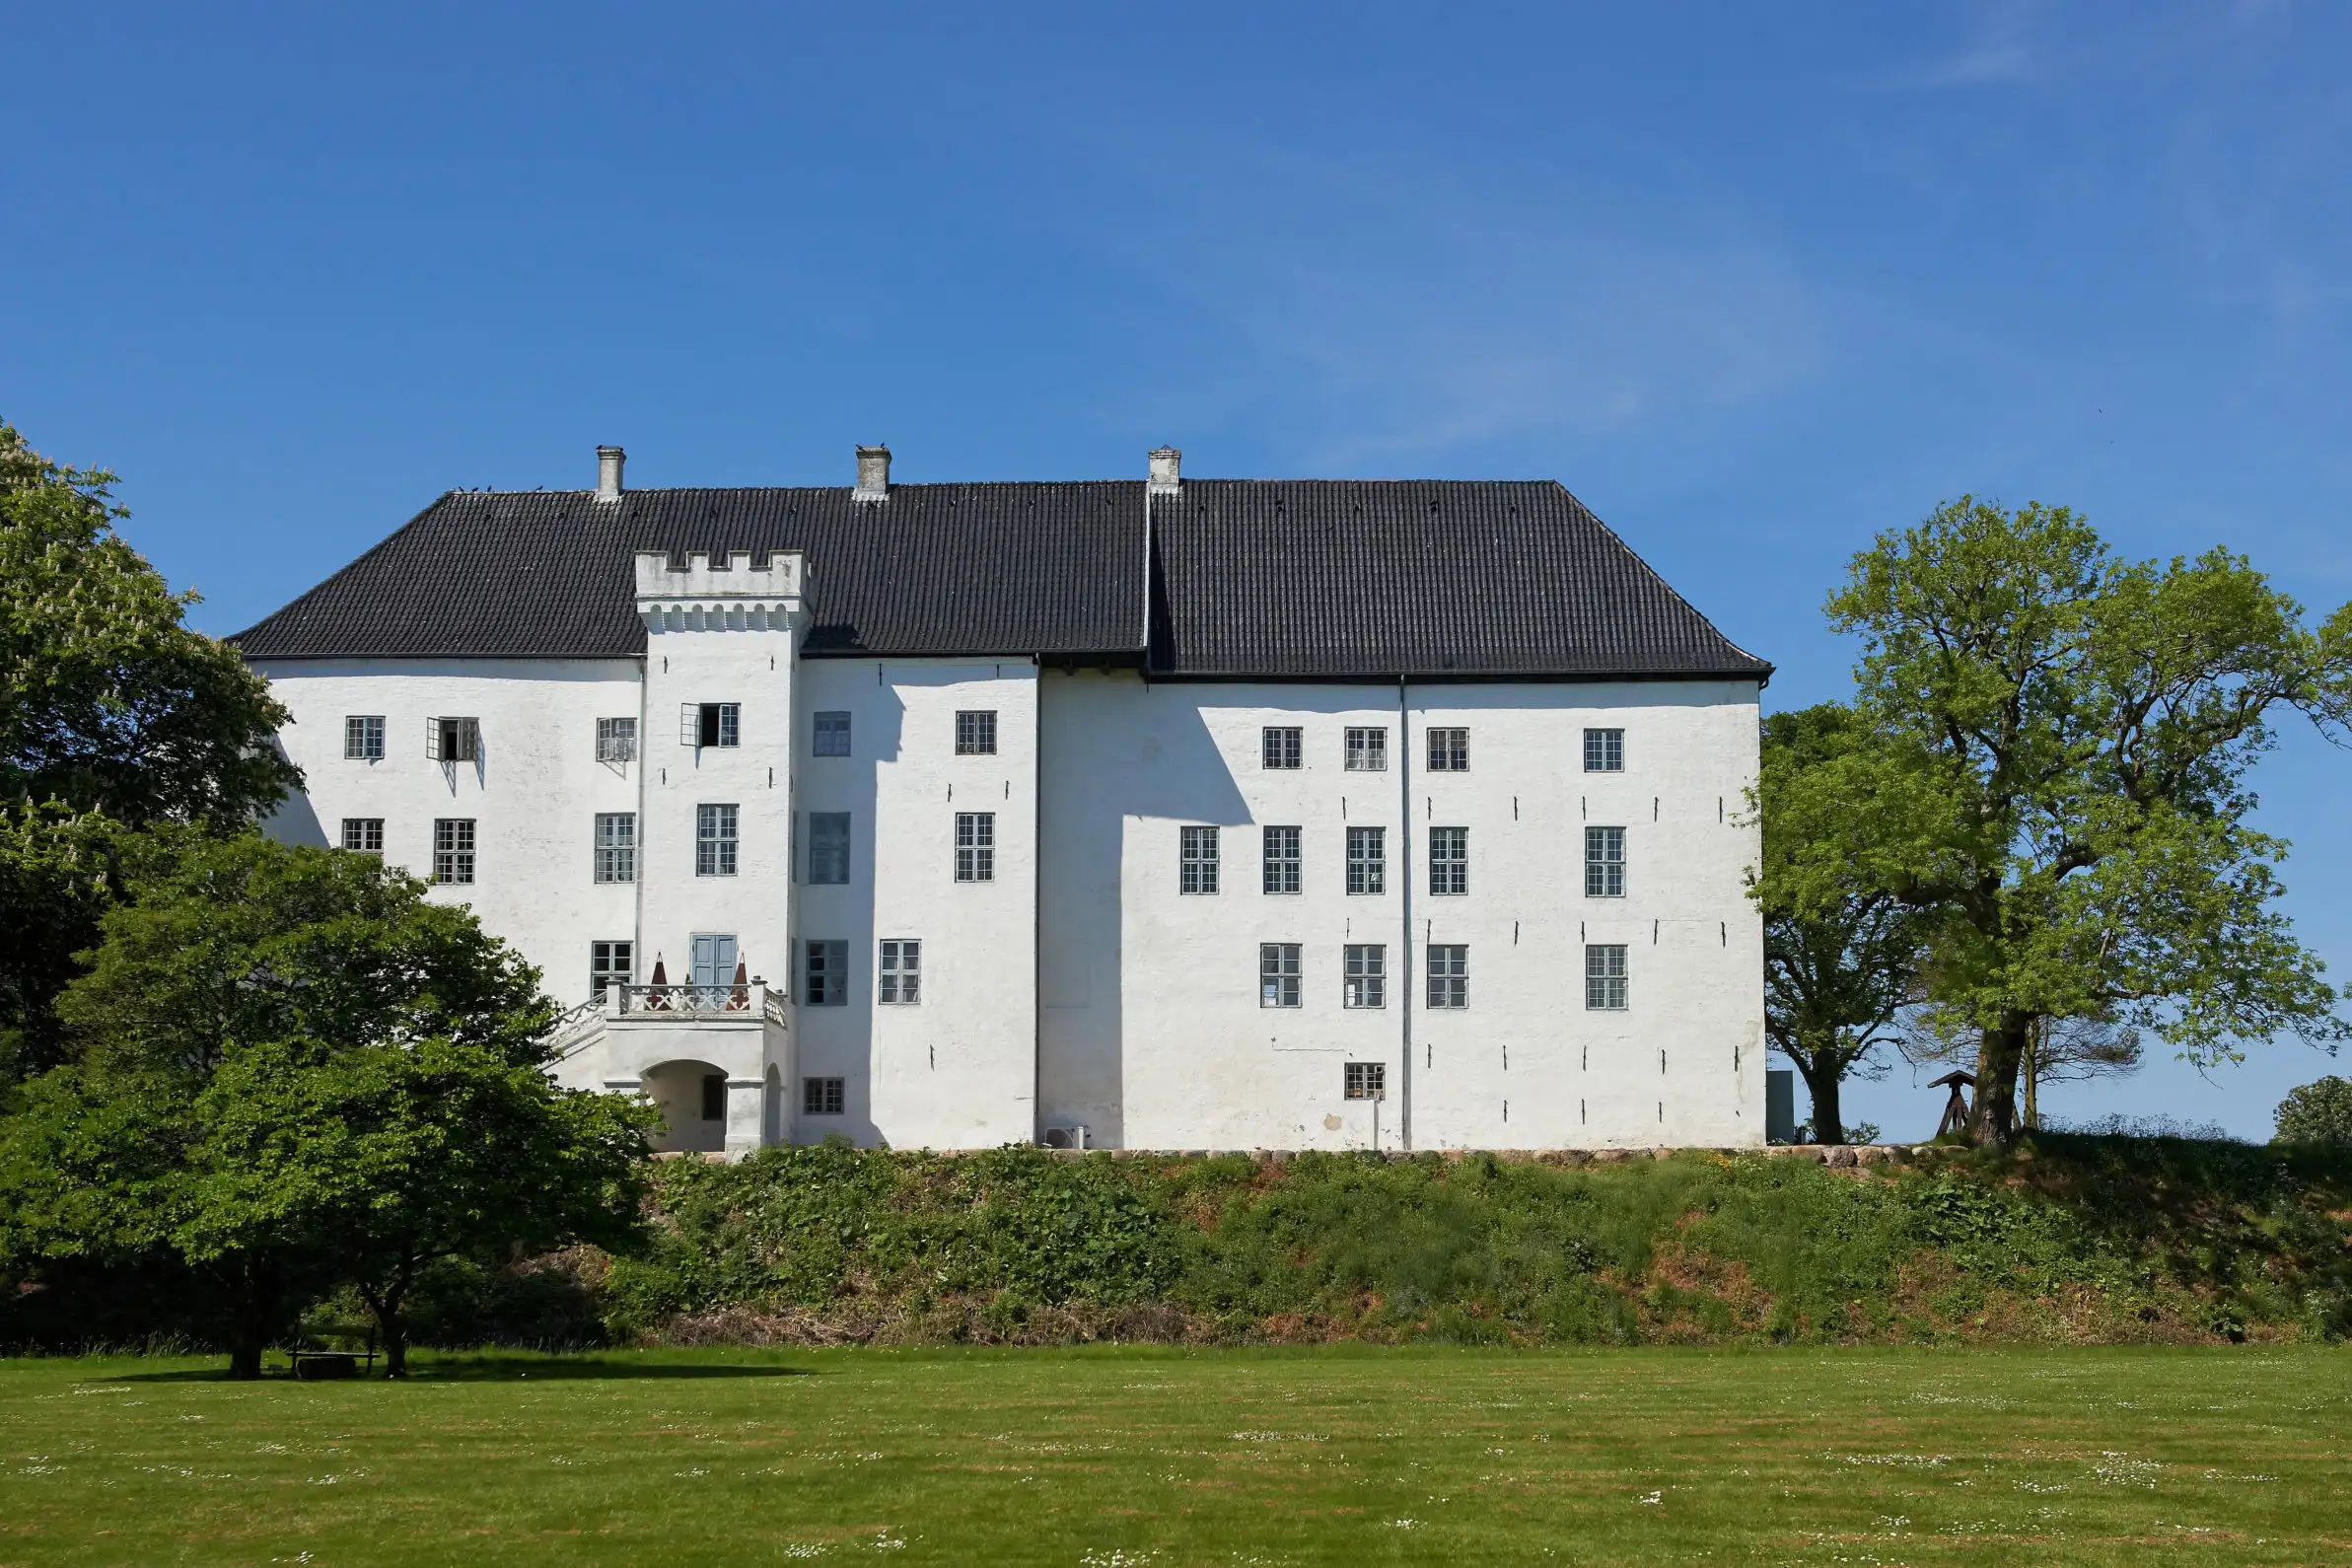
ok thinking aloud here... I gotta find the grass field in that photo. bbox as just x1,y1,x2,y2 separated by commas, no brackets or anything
1,1347,2346,1566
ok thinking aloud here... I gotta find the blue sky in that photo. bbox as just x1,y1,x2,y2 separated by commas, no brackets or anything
7,2,2348,1138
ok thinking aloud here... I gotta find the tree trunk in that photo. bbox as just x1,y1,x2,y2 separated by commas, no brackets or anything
227,1333,266,1381
1798,1051,1846,1146
359,1279,411,1379
1969,1015,2030,1147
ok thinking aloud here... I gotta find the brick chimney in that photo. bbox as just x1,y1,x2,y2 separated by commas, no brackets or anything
854,445,891,503
596,445,625,503
1148,446,1180,494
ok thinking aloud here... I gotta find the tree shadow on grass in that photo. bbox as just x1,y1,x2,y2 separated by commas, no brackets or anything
94,1357,812,1384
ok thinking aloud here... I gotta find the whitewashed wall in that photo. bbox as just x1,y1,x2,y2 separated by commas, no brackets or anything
1035,672,1763,1151
255,653,1758,1154
251,658,645,1004
791,660,1038,1151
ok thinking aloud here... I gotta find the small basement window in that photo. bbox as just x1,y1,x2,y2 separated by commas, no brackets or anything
1344,1062,1386,1101
804,1077,845,1116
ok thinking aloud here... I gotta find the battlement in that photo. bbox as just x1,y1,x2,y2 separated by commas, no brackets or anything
634,549,807,632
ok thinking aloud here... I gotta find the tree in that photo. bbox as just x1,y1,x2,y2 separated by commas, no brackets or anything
0,419,300,1077
1776,497,2352,1144
2274,1076,2352,1148
0,834,649,1377
1753,704,1929,1145
197,1035,648,1377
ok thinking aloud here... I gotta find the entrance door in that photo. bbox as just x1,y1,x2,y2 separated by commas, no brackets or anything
689,933,738,1011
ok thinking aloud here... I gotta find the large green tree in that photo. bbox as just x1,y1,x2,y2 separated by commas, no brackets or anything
0,835,648,1377
1753,704,1930,1146
0,419,299,1078
1775,497,2352,1144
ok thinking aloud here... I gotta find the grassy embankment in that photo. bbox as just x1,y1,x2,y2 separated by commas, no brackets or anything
560,1134,2351,1349
1,1344,2347,1565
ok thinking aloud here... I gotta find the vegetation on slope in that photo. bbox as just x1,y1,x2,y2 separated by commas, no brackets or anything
455,1136,2351,1351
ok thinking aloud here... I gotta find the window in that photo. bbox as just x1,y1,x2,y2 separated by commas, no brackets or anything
339,818,384,853
802,940,848,1006
1584,727,1625,772
1179,825,1220,894
1346,825,1387,895
344,716,385,760
1261,726,1302,769
1343,944,1386,1009
809,813,851,884
596,717,637,763
696,803,740,877
1586,944,1629,1010
1429,826,1467,895
1262,825,1301,894
685,702,740,748
956,813,996,883
1585,825,1626,897
813,711,851,756
432,819,475,884
700,1073,728,1121
1259,943,1301,1008
1344,1061,1386,1101
1427,727,1467,771
803,1077,845,1116
1344,726,1388,772
1427,944,1468,1010
879,940,921,1004
594,812,636,883
590,940,632,1001
956,710,997,755
429,717,479,762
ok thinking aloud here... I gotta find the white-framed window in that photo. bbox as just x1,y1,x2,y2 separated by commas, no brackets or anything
803,940,848,1006
803,1076,846,1115
813,711,851,756
596,717,637,763
1426,727,1467,771
432,819,475,884
594,812,636,883
696,803,739,877
1343,944,1386,1009
1344,726,1388,772
1429,826,1467,895
1584,728,1625,772
1426,944,1468,1010
956,812,996,883
1262,825,1301,894
344,715,385,760
1259,943,1301,1008
1586,943,1629,1010
339,818,384,853
1345,825,1386,895
590,940,632,1001
956,710,997,755
684,702,740,748
1586,825,1625,897
427,717,480,762
1179,825,1220,894
879,939,921,1004
809,813,851,885
1344,1061,1386,1101
1261,726,1302,769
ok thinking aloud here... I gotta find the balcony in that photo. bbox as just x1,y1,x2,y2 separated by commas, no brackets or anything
617,982,787,1024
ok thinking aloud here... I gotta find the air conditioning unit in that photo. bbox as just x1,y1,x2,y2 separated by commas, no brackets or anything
1041,1125,1089,1151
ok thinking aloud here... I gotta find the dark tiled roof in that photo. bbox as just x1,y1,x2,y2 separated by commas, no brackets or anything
231,479,1769,681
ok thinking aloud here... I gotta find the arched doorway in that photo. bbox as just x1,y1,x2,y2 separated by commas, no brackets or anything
639,1059,730,1153
764,1065,784,1147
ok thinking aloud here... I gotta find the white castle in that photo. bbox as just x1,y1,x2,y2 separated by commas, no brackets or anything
239,445,1769,1155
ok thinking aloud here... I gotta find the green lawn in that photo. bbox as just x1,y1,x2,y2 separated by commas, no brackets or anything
0,1347,2345,1566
